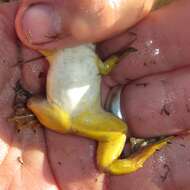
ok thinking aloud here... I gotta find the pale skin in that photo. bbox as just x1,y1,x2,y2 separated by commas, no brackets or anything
27,44,171,175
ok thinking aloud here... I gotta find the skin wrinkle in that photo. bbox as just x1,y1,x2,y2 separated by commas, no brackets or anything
15,0,155,49
0,5,20,177
0,2,58,190
102,1,188,84
44,129,62,190
14,126,59,189
158,142,176,190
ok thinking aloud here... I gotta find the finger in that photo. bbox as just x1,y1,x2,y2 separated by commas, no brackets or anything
20,46,48,94
121,66,190,138
97,31,138,60
15,0,155,50
0,1,20,163
0,126,58,190
45,131,106,190
110,135,190,190
98,0,190,84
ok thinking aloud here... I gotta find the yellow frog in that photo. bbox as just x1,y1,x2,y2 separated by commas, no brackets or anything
27,44,170,175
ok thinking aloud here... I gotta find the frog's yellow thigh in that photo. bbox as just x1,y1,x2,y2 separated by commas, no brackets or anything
72,111,171,175
27,97,71,133
72,111,127,140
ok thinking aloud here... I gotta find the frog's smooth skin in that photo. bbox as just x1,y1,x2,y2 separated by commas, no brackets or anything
28,44,170,175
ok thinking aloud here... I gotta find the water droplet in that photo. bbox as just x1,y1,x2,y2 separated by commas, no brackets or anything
153,48,160,56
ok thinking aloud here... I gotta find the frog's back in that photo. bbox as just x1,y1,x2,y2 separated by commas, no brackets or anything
47,44,101,116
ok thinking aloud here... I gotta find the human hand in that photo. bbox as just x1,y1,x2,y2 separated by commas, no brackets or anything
99,0,190,189
0,0,189,190
0,1,146,189
15,0,158,50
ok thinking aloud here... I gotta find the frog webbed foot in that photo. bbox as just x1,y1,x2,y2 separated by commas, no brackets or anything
27,97,71,133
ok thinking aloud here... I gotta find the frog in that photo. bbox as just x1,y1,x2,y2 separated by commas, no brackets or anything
27,43,171,175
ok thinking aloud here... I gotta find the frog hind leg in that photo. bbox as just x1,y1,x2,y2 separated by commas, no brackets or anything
27,97,71,133
107,137,171,175
72,111,171,175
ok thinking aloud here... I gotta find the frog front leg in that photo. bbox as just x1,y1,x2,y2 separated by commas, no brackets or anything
97,55,119,75
27,97,72,133
72,110,171,175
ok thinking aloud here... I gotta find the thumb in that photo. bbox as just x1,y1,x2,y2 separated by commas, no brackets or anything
15,0,155,50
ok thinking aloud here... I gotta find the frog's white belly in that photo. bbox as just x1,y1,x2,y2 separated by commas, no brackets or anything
47,44,101,116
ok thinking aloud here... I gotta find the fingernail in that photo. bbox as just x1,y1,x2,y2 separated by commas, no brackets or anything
22,4,62,44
